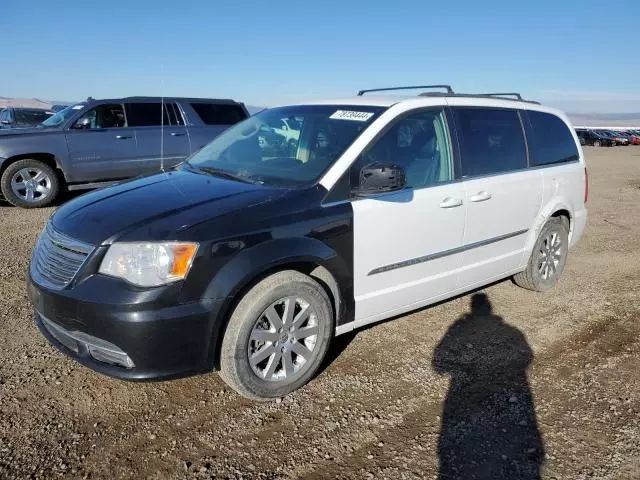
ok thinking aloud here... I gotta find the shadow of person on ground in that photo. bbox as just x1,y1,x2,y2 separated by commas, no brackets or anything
433,293,544,480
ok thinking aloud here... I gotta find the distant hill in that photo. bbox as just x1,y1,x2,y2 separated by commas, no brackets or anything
0,97,53,109
568,112,640,127
245,105,265,115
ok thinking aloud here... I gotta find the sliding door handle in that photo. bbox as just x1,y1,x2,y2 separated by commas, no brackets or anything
439,197,463,208
116,135,132,139
470,191,492,202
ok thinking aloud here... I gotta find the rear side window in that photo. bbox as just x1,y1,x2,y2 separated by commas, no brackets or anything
125,103,169,127
190,103,247,125
453,108,527,177
527,111,579,166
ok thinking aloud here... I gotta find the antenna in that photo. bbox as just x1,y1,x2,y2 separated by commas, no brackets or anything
160,63,164,172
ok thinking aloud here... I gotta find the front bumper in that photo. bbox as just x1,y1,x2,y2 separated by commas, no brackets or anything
28,275,225,381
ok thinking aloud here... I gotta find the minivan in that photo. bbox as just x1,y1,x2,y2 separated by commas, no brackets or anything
28,86,588,400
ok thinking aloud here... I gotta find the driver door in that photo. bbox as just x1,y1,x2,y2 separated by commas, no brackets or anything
65,103,138,182
352,108,467,326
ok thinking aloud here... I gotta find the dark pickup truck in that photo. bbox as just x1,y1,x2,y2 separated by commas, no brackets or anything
0,96,249,207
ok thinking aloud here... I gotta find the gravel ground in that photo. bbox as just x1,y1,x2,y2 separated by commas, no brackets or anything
1,147,639,479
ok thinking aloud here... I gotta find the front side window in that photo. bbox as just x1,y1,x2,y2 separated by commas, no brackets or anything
353,109,453,189
125,103,169,127
73,104,126,129
527,111,580,166
186,105,384,187
453,108,527,177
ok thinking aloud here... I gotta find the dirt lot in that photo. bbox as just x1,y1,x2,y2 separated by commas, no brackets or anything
1,147,639,479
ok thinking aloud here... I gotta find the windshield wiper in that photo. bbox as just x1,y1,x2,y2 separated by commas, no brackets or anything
196,166,262,185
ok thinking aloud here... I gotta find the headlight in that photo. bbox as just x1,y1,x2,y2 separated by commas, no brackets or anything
99,242,198,287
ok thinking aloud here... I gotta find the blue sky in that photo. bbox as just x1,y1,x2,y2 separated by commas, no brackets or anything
2,0,639,112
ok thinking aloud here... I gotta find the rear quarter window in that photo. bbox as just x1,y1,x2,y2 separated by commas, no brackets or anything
190,103,247,126
527,111,579,166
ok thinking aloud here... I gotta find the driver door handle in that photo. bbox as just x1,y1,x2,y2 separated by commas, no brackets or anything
439,197,463,208
116,135,132,139
470,191,492,202
170,132,185,136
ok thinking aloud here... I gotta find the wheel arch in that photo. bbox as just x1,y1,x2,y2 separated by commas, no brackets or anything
204,237,351,370
521,200,574,268
0,153,65,183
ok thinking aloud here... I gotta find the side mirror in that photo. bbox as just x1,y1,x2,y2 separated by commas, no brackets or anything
73,117,92,129
0,119,10,125
352,162,406,196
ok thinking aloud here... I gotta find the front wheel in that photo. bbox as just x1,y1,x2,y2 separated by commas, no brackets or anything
593,140,601,147
0,159,60,208
513,217,569,292
219,270,334,400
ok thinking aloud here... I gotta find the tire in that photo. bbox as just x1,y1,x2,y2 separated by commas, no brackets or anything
593,140,601,147
513,217,569,292
219,270,334,400
0,159,60,208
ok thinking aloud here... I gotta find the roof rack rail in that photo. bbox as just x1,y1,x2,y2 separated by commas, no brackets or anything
478,93,524,100
357,85,454,96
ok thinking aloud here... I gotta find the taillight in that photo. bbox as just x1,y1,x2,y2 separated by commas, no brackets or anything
584,167,589,204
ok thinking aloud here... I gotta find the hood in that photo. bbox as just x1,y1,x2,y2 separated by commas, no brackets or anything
51,168,286,245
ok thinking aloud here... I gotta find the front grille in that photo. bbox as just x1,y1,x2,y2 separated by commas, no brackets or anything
31,223,94,290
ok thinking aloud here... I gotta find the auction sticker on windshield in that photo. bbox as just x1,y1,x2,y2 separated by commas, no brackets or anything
329,110,375,121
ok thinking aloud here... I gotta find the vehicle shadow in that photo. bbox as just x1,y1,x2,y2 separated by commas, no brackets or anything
319,279,510,377
432,293,544,479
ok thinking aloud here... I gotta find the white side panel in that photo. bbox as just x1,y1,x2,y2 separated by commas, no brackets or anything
337,265,524,335
352,183,466,325
457,169,543,287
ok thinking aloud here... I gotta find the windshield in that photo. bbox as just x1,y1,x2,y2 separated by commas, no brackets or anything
41,104,84,127
15,109,52,125
185,105,385,187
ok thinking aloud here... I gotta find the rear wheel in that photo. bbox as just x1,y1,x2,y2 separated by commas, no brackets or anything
219,270,334,400
1,159,59,208
593,140,601,147
513,217,569,292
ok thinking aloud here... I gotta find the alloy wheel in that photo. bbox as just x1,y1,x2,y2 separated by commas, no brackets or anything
248,296,319,382
10,168,52,203
538,231,564,281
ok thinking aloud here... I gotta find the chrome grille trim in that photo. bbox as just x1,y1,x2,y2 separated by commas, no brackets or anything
30,223,94,290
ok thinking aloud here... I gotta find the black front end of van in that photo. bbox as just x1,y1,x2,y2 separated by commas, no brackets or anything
26,167,354,381
29,272,224,380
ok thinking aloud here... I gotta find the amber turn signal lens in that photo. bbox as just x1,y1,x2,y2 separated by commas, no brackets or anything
170,243,198,278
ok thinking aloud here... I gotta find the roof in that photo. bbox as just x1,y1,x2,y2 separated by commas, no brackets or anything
293,96,406,107
86,96,241,105
273,94,569,119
